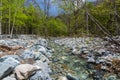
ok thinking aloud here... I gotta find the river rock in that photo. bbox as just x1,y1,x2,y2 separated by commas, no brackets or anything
72,48,79,55
0,63,13,79
14,64,41,80
3,57,20,68
21,50,35,59
58,76,68,80
92,70,103,80
107,75,116,80
98,49,106,55
30,61,51,80
87,57,95,63
29,70,51,80
66,74,78,80
38,46,47,54
40,54,49,63
36,39,48,47
2,76,16,80
0,55,21,62
34,60,51,74
0,57,19,79
34,52,42,60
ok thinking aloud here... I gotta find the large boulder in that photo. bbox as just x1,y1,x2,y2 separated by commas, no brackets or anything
2,76,16,80
0,55,21,62
0,63,13,79
34,60,51,74
0,57,20,79
29,70,51,80
3,57,20,68
29,61,51,80
14,64,41,80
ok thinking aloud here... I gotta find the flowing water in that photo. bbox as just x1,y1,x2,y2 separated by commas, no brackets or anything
48,40,92,80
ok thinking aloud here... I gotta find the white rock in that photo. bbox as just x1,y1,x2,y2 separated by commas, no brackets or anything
14,64,41,80
58,76,68,80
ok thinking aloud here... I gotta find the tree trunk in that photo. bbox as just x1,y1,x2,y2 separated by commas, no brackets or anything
44,0,47,17
47,0,50,17
85,0,89,35
0,0,2,35
113,0,119,35
9,6,11,34
10,9,17,38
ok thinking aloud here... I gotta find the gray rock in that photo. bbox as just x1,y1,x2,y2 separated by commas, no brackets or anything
80,47,90,54
34,52,49,63
98,49,106,55
3,57,20,68
93,70,103,80
72,48,79,55
58,76,68,80
34,52,42,60
0,63,13,79
107,75,116,80
0,57,19,79
45,52,51,58
0,55,21,62
36,39,48,47
30,61,51,80
29,71,51,80
34,60,51,74
38,46,47,54
21,50,35,59
87,57,95,63
48,48,55,53
2,76,16,80
66,74,78,80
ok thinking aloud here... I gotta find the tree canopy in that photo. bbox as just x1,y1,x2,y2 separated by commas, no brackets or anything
0,0,120,37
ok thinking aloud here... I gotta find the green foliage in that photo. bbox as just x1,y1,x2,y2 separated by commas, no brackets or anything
1,0,120,36
47,18,67,36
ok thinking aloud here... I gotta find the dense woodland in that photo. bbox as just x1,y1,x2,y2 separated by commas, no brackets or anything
0,0,120,37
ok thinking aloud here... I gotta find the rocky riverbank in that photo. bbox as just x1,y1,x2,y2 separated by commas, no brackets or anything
0,36,120,80
53,37,120,80
0,36,52,80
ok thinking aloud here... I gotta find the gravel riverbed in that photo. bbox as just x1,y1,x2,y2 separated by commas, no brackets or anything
0,36,120,80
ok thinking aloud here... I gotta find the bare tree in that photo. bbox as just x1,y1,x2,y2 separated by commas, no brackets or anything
44,0,51,17
0,0,2,34
85,0,89,35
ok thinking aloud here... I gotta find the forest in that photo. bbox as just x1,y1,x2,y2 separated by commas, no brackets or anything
0,0,120,37
0,0,120,80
